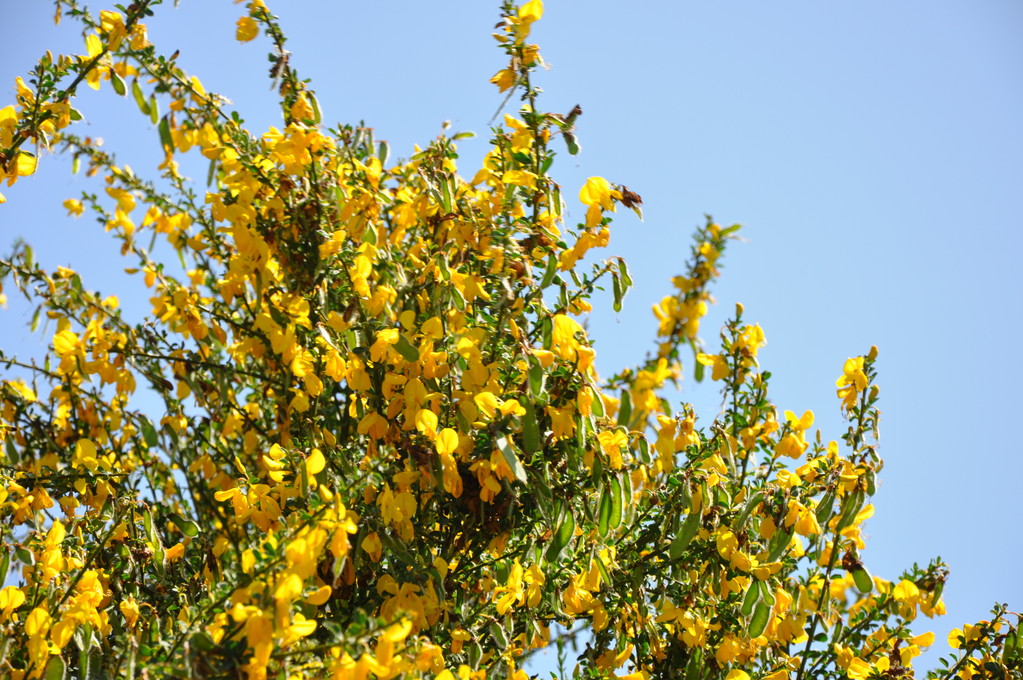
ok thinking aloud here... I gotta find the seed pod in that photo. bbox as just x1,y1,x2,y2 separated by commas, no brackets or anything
740,581,761,617
1002,627,1020,667
545,503,575,562
766,525,794,562
851,567,873,594
597,484,613,538
733,490,765,533
834,488,865,532
815,487,836,526
668,510,701,560
748,601,771,638
685,648,703,680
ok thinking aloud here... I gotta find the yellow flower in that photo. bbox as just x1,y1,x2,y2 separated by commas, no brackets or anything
165,541,186,561
25,607,52,669
236,16,259,42
473,391,499,419
762,671,790,680
490,68,516,92
306,585,332,605
502,169,538,190
697,353,729,381
578,176,619,209
518,0,543,24
15,152,37,177
551,314,584,362
436,428,459,455
836,356,868,410
63,198,84,217
362,532,383,562
120,596,140,628
0,586,25,621
306,448,326,476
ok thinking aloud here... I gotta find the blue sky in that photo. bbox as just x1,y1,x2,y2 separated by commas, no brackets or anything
3,0,1021,671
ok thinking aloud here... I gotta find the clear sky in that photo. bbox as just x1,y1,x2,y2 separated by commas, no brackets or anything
3,0,1021,672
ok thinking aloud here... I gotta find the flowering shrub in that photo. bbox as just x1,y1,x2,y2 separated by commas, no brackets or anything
0,1,1019,679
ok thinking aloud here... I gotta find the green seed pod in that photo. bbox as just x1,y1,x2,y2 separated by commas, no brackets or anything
668,510,702,560
834,488,865,532
685,648,703,680
748,601,771,638
864,467,877,497
766,525,794,562
1002,628,1020,667
740,581,761,617
814,487,836,526
851,567,873,594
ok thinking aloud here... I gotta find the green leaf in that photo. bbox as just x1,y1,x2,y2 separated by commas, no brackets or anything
393,334,420,362
377,141,389,166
